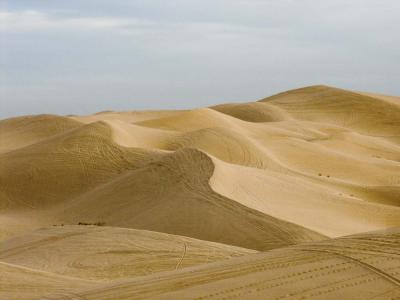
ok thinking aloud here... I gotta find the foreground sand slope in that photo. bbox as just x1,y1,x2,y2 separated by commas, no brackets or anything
52,227,400,300
0,261,95,300
0,225,254,300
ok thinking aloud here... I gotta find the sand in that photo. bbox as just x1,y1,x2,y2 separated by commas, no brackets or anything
51,228,400,300
0,85,399,299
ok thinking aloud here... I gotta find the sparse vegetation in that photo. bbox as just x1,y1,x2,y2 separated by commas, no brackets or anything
78,221,106,226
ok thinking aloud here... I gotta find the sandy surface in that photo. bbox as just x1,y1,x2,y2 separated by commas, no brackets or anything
0,85,399,299
52,228,400,300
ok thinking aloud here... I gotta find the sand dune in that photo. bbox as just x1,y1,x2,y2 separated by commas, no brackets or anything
262,85,400,142
0,261,94,300
71,110,187,124
49,228,400,300
0,121,162,209
0,226,254,280
0,85,399,299
58,148,323,251
0,225,253,299
0,114,82,154
211,102,289,122
210,157,400,237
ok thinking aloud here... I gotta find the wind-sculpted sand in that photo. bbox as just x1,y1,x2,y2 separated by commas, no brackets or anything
0,85,399,299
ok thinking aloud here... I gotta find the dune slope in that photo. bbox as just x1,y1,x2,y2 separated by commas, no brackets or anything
0,225,254,280
51,227,400,300
261,85,400,141
0,114,82,154
0,225,254,300
0,121,166,212
59,148,324,251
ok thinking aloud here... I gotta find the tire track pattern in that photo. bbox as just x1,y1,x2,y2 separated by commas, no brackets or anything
52,228,400,300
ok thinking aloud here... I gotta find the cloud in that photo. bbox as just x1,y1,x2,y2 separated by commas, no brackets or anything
0,10,152,33
0,8,273,41
1,1,399,118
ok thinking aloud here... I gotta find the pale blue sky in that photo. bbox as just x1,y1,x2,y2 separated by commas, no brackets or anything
1,0,399,118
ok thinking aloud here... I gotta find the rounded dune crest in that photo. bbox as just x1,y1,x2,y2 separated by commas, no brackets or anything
211,102,289,122
0,114,82,154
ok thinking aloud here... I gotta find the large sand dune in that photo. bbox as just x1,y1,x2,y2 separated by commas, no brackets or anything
0,85,399,298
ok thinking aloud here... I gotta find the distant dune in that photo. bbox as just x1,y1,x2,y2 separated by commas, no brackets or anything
0,85,399,299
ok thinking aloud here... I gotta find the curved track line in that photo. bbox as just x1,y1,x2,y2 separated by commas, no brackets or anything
296,248,400,287
175,243,187,270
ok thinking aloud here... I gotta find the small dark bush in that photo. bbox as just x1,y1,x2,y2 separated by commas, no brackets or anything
78,221,105,226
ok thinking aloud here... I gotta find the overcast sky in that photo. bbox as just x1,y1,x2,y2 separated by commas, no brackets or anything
1,0,399,118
